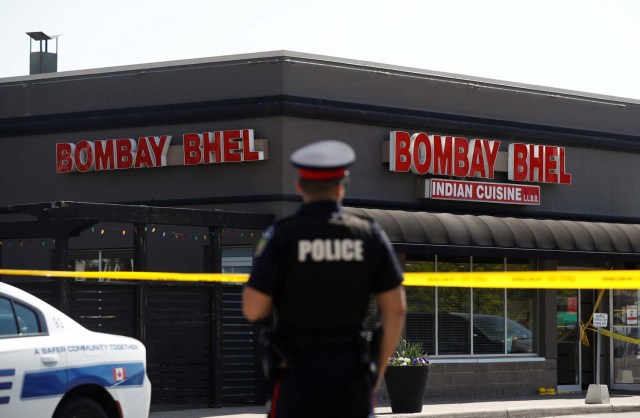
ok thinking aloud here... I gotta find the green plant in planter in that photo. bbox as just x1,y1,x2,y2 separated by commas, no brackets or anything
388,338,430,366
385,338,430,413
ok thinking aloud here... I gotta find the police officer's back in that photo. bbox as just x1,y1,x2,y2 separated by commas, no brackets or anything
243,140,406,418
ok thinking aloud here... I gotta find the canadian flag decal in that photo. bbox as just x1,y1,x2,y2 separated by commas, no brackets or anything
113,367,127,382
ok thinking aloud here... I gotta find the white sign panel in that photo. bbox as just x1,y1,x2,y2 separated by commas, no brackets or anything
627,305,638,325
593,313,608,328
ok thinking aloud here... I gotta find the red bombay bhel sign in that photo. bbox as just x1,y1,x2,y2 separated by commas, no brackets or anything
56,129,266,173
389,130,571,205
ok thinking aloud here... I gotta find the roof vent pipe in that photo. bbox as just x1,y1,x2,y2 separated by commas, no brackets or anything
26,31,59,75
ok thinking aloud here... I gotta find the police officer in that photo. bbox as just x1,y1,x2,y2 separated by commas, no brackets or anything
242,140,406,418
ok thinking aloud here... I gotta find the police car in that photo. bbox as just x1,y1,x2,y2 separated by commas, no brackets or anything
0,282,151,418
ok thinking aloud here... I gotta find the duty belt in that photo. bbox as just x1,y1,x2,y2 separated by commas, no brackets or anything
282,330,368,350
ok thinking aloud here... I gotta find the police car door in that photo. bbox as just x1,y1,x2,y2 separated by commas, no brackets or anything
0,294,68,418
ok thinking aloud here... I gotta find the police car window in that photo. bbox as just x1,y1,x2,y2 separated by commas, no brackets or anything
13,302,40,334
0,297,18,336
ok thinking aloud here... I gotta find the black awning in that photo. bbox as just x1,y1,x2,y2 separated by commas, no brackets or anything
345,207,640,261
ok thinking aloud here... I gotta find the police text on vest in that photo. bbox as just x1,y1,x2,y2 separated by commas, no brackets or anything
298,239,364,262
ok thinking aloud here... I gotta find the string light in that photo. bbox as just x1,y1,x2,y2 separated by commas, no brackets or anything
2,228,259,250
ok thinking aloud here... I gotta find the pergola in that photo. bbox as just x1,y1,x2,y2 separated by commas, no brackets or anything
0,201,275,406
4,201,274,271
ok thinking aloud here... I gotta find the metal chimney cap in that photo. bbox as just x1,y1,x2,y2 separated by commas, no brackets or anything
26,32,52,41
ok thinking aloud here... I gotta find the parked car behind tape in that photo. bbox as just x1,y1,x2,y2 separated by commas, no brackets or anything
0,282,151,418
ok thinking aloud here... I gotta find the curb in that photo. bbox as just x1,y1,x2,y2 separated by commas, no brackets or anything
374,403,640,418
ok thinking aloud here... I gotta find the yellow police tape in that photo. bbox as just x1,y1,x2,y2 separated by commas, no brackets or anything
1,268,640,289
0,269,247,283
578,289,640,347
600,328,640,345
3,268,640,345
402,270,640,289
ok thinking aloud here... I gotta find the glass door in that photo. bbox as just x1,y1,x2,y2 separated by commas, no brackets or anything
556,289,581,392
611,289,640,390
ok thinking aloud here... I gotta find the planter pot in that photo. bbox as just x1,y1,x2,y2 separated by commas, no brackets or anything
384,366,429,413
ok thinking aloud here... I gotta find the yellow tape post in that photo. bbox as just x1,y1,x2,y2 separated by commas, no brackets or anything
1,268,640,289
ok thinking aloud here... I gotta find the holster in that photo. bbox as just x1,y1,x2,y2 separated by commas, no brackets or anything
259,327,293,385
363,324,383,385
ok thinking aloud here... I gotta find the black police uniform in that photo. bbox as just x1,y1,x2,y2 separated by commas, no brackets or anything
246,140,404,418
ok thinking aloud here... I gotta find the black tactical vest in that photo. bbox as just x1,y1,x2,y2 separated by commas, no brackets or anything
272,204,379,335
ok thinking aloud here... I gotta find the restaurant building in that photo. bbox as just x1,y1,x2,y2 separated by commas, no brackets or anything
1,51,640,404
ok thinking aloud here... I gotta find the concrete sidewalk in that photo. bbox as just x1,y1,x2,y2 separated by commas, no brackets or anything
150,391,640,418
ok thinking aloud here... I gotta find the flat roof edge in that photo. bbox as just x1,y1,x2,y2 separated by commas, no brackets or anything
1,50,638,105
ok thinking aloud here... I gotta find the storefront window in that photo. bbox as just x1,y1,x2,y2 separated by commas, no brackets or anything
222,247,253,273
405,259,435,354
68,248,253,273
507,289,535,353
404,256,536,356
438,256,471,355
473,288,505,354
612,289,640,384
68,249,133,281
506,258,535,354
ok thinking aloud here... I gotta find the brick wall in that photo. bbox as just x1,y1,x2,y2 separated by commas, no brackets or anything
382,359,556,400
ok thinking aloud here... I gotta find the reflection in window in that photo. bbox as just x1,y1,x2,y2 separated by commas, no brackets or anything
68,249,133,282
473,288,505,354
405,259,435,354
508,289,535,352
612,289,639,384
439,287,471,354
222,247,253,273
404,256,536,356
0,298,41,336
437,256,471,354
14,302,40,334
0,297,18,336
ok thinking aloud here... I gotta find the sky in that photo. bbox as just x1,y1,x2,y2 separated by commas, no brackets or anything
1,0,640,100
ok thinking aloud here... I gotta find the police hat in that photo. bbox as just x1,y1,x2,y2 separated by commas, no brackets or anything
290,140,355,180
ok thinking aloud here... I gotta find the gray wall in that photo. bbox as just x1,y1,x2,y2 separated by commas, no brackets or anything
2,115,640,221
1,52,640,223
